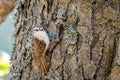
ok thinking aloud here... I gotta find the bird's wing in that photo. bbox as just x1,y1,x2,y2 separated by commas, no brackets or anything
32,37,46,55
32,37,47,73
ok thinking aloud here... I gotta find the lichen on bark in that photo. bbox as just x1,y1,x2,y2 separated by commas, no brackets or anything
9,0,120,80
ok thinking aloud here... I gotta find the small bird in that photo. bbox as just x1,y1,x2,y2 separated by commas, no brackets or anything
32,27,49,73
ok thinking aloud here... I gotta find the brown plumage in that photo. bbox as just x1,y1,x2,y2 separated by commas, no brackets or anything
32,37,47,73
32,27,50,73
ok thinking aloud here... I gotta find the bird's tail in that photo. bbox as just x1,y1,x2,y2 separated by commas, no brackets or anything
39,55,47,73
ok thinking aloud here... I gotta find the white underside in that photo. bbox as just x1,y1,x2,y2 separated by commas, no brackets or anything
33,31,50,48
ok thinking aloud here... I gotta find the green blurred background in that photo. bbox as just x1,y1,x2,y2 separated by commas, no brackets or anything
0,11,15,80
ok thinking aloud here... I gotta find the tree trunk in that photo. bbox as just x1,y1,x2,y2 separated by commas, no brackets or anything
9,0,120,80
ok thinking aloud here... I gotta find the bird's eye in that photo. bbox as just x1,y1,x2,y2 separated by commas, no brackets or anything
36,29,39,31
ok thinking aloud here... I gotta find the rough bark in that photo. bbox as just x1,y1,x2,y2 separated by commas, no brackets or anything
9,0,120,80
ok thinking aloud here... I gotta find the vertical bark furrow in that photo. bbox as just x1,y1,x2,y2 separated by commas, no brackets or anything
9,0,120,80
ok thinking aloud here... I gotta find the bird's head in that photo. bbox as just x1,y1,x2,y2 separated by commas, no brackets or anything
33,27,44,32
32,26,50,46
32,27,45,34
32,27,47,39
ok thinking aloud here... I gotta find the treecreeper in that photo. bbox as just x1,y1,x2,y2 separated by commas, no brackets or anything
32,27,50,73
